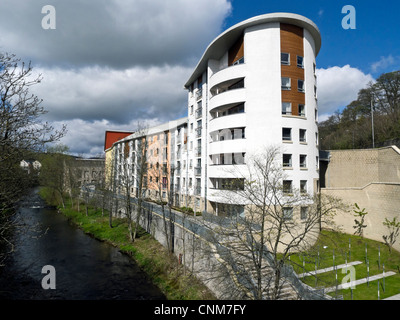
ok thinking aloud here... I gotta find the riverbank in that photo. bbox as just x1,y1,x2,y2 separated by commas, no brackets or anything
40,190,215,300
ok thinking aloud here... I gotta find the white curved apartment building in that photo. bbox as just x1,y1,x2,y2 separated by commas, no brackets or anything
184,13,321,216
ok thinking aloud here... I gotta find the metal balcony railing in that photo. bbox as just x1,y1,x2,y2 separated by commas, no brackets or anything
195,107,202,119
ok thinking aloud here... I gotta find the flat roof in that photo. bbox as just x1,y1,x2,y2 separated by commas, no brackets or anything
184,12,321,89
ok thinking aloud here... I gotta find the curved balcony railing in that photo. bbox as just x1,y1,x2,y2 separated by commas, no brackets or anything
209,112,246,134
209,139,246,156
209,87,246,113
209,63,246,92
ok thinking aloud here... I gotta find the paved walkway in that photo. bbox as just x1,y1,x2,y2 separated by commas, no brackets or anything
384,293,400,300
325,271,396,293
297,261,363,278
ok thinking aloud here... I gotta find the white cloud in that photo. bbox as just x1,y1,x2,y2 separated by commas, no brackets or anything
0,0,232,157
316,65,374,119
370,55,400,74
31,64,191,123
52,118,162,157
0,0,232,68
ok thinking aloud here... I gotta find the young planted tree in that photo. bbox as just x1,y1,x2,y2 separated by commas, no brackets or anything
353,203,368,238
382,217,400,253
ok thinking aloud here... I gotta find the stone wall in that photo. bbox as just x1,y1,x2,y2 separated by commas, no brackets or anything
321,146,400,252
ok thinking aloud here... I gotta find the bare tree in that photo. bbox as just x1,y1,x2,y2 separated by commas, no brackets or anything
0,52,66,265
199,146,343,299
117,140,136,240
129,125,149,242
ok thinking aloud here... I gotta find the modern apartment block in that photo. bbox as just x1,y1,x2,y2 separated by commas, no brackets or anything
184,13,321,216
107,13,321,218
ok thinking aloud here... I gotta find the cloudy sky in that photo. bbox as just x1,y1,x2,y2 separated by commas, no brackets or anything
1,0,399,157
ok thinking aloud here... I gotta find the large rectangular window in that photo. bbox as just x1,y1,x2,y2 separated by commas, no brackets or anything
283,154,292,168
300,180,307,194
283,180,293,194
300,207,308,220
300,154,307,168
283,207,293,220
298,79,305,92
297,55,304,68
281,77,291,90
281,52,290,65
298,104,305,117
299,129,307,142
282,128,292,141
282,102,292,115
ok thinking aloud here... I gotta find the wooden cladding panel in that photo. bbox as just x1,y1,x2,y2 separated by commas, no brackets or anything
228,34,244,66
280,23,304,116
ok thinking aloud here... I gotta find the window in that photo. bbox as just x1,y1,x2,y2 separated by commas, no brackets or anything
283,154,292,167
298,79,305,92
281,52,290,65
315,132,319,145
162,177,168,189
283,207,293,220
300,155,307,168
233,57,244,65
281,77,291,90
300,207,308,220
300,180,307,194
283,180,292,194
299,129,306,142
282,102,292,115
298,104,305,117
297,56,304,68
282,128,292,141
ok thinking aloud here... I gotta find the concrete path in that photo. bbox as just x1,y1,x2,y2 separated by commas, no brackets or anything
297,261,363,278
384,293,400,300
325,271,396,293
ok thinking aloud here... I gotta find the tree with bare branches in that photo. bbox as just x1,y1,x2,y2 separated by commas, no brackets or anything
199,146,345,299
0,52,66,265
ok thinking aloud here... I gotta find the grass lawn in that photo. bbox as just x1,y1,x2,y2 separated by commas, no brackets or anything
288,229,400,300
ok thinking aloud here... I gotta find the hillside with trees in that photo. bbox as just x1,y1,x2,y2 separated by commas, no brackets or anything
319,70,400,150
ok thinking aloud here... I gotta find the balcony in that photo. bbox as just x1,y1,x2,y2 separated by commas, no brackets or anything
209,112,246,134
209,88,246,113
196,127,202,138
195,107,202,119
209,140,246,159
194,166,201,176
194,185,201,196
209,63,246,93
195,146,202,157
196,88,203,101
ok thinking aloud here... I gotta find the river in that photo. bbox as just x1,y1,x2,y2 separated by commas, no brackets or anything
0,189,166,300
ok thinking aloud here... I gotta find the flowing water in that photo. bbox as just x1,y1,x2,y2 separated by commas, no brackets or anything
0,189,166,300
